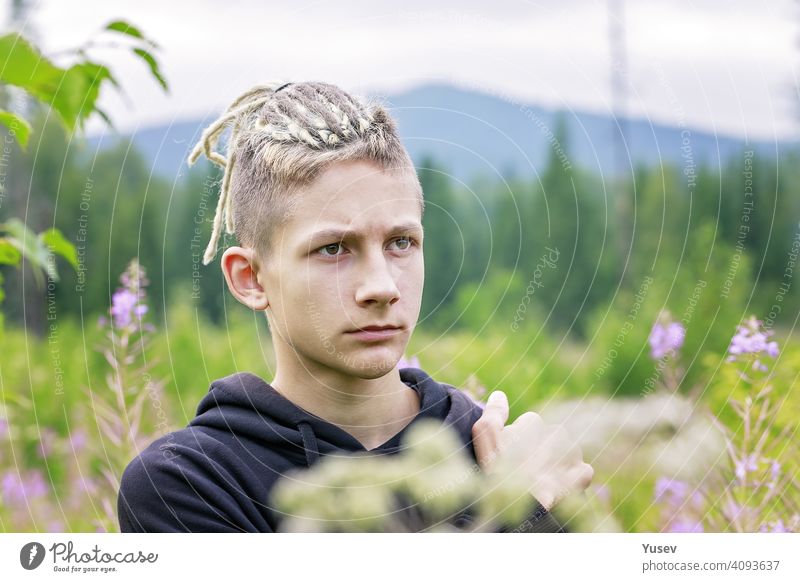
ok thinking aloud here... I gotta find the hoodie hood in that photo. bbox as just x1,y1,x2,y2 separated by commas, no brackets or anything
189,367,485,468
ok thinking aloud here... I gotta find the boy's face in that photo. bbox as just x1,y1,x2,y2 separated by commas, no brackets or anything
254,159,424,379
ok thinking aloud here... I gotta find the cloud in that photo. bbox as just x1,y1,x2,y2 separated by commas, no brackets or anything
7,0,795,140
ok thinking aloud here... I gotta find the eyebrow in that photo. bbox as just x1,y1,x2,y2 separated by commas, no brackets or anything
306,222,424,247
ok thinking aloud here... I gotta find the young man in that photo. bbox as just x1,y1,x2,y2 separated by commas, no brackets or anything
117,81,591,533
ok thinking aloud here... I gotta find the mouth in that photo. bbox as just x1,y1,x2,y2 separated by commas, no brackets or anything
352,324,402,332
345,324,404,342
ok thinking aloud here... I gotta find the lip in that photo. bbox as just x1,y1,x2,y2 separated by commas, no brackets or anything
345,325,404,342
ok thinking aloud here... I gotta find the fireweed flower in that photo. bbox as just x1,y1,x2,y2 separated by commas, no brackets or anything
654,477,702,508
654,476,704,532
594,484,611,504
724,499,745,522
759,517,798,533
110,290,137,327
734,454,759,481
92,258,163,531
709,382,794,532
732,452,782,491
770,461,781,481
726,316,779,371
668,519,704,533
104,259,150,331
75,475,99,495
648,311,686,360
1,470,48,505
654,477,688,502
760,520,787,533
36,427,59,459
69,428,88,452
1,472,23,503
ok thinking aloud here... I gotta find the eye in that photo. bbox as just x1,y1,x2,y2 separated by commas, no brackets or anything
317,242,346,257
391,236,417,251
315,237,417,259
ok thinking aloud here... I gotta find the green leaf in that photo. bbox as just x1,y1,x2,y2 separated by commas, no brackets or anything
51,61,111,132
0,388,31,406
0,34,112,133
1,31,167,137
132,48,168,92
1,218,59,284
0,33,66,103
0,109,31,149
0,238,22,265
105,20,145,40
40,228,78,269
104,20,159,49
93,107,116,131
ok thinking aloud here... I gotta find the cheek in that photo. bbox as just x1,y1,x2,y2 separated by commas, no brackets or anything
284,261,338,300
276,292,337,350
401,255,425,293
296,277,348,326
264,268,321,331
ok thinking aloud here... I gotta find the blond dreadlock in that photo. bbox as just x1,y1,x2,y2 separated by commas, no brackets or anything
187,81,424,265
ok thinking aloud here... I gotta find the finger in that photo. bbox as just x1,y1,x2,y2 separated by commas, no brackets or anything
510,411,546,446
541,465,591,510
542,424,581,463
562,461,595,494
513,411,543,429
484,390,510,425
472,390,509,470
576,462,594,490
527,475,557,510
472,391,508,469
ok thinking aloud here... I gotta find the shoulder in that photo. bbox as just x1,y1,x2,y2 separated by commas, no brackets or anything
121,426,230,481
117,428,270,533
442,382,486,424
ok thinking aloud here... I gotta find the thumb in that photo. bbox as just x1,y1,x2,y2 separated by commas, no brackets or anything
472,390,509,472
484,390,509,424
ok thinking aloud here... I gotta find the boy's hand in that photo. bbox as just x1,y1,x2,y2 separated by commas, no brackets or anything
472,390,594,510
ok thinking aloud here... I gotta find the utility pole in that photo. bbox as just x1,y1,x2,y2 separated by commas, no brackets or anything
608,0,632,284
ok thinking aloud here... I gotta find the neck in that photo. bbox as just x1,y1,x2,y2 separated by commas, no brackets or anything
270,351,421,451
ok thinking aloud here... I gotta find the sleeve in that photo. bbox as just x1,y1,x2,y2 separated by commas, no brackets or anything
117,435,274,533
497,501,567,533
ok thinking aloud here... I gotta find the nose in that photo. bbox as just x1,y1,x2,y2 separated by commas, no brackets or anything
353,249,401,306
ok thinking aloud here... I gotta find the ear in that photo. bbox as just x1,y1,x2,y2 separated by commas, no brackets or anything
221,246,269,311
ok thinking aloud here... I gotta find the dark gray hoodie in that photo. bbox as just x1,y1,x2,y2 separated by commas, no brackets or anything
117,367,562,532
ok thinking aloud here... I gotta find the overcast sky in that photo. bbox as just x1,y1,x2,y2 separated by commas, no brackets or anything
5,0,799,141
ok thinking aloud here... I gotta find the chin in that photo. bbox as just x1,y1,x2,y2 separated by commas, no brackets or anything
336,351,401,379
356,368,393,380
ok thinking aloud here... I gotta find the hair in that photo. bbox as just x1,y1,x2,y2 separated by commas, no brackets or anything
187,81,425,266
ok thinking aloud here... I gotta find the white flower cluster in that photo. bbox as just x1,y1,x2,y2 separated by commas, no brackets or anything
270,418,537,533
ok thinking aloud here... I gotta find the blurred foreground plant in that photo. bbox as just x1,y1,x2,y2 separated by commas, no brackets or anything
270,418,542,533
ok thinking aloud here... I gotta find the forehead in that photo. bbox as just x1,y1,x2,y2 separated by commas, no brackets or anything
285,160,423,240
